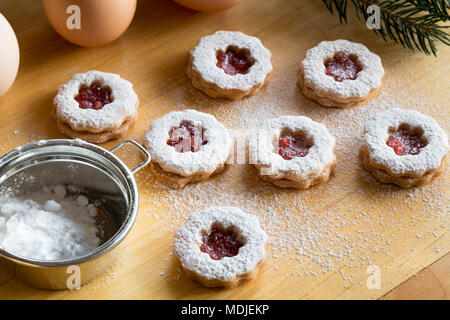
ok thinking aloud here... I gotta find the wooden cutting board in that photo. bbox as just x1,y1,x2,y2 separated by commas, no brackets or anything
0,0,448,299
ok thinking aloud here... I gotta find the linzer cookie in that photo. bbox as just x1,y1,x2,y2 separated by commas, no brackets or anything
249,115,336,189
174,206,268,288
360,108,448,188
52,70,139,143
144,110,232,190
187,31,272,100
299,40,384,108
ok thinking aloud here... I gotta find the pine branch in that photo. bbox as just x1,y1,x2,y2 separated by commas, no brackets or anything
322,0,450,55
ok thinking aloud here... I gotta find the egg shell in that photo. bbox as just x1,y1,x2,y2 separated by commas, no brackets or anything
0,14,20,97
42,0,136,47
173,0,242,12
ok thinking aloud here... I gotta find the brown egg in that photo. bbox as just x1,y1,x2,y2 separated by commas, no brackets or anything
42,0,136,47
174,0,242,12
0,14,20,98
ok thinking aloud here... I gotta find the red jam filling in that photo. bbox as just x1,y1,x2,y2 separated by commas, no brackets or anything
200,226,244,260
386,130,425,156
278,134,311,160
167,122,206,153
217,49,252,75
324,52,362,82
75,84,112,110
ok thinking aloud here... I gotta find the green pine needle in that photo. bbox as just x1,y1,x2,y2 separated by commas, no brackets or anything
322,0,450,55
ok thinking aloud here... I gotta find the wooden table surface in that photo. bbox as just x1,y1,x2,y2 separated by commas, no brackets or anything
0,0,448,300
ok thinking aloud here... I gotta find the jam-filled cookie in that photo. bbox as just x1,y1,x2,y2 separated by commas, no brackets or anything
360,108,448,188
174,206,268,288
187,31,272,100
144,110,232,190
53,70,139,143
249,115,336,189
299,40,384,108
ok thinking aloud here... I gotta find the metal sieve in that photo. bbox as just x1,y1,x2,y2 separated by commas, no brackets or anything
0,139,150,290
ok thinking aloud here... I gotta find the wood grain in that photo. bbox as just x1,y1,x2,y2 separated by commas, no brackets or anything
0,0,448,300
382,253,449,300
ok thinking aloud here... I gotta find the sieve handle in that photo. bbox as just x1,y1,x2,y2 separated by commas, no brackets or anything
110,139,151,174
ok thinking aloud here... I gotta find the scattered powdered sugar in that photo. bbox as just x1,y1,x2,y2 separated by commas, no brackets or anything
0,185,102,261
0,37,447,297
134,54,448,295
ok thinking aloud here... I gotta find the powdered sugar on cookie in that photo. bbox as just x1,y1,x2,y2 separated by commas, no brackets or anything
174,206,267,283
301,40,384,101
144,110,232,176
362,108,448,175
54,70,139,132
190,31,272,91
249,115,336,179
